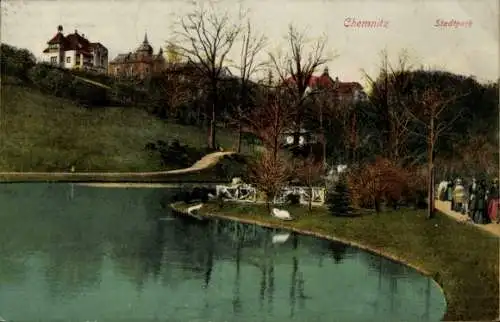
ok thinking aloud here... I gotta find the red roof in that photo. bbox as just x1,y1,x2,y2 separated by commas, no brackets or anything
47,32,66,45
43,30,106,54
285,73,364,94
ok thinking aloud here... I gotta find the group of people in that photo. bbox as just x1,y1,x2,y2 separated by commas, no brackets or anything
437,178,500,224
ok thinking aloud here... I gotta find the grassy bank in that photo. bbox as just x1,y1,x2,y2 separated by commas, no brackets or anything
172,202,499,321
0,84,249,172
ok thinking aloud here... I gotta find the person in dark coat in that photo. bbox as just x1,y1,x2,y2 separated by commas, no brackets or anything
467,178,478,218
446,180,454,209
473,181,487,224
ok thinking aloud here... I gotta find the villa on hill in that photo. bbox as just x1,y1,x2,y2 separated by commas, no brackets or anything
108,34,166,79
285,67,369,103
41,25,108,74
280,67,368,147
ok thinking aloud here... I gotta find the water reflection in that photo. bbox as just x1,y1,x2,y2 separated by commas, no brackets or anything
0,183,446,322
328,241,349,264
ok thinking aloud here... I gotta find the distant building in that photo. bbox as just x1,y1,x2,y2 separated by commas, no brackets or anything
108,33,165,79
285,67,369,103
42,25,108,73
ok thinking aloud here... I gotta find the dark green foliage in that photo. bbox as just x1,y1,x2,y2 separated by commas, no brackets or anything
1,43,36,81
172,189,192,203
27,63,108,106
214,154,250,181
327,179,353,216
144,139,204,169
286,194,301,205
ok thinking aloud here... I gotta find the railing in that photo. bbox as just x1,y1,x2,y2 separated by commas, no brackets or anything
215,184,326,206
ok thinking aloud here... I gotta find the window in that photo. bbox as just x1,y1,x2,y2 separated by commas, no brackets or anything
66,57,71,63
50,56,57,64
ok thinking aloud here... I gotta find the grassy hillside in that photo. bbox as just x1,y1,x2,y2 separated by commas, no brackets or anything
0,84,248,172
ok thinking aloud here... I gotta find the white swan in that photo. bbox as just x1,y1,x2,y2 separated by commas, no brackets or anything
272,233,291,244
0,316,6,322
272,208,292,220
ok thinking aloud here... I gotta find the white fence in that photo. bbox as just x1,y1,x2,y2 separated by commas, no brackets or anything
215,184,326,206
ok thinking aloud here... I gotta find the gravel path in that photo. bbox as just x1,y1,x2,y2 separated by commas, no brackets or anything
434,200,500,237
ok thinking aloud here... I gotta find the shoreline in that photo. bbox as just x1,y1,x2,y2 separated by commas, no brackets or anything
170,202,448,319
0,151,235,183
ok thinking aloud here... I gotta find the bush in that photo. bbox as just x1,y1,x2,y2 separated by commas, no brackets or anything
172,190,192,203
347,157,409,213
27,63,109,106
1,43,36,81
214,154,250,181
327,178,354,216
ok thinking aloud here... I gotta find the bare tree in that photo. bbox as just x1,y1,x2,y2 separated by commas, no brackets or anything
250,149,292,211
168,4,242,149
159,65,195,119
269,24,330,147
362,50,415,165
405,88,464,219
309,81,340,166
241,86,294,161
234,20,267,152
458,135,499,178
296,156,324,211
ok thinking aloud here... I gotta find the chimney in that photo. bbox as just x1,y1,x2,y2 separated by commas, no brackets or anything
323,66,329,75
74,29,78,34
82,34,85,38
335,76,339,82
57,25,63,33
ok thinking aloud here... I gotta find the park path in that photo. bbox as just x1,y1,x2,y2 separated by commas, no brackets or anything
0,151,235,180
161,151,235,174
434,200,500,237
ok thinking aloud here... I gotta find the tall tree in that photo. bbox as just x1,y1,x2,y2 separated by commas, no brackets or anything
269,25,329,147
405,87,465,219
363,50,415,164
168,4,242,149
241,81,293,161
250,149,291,210
296,156,324,211
234,20,267,153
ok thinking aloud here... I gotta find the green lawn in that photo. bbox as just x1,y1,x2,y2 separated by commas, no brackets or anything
175,202,499,321
0,85,249,172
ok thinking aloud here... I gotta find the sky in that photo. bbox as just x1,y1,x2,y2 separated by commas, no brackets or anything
1,0,498,86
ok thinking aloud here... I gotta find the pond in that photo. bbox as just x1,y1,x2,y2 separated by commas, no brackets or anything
0,183,446,322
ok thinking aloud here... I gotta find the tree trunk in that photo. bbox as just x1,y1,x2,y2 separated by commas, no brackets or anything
374,196,381,213
308,186,313,211
237,122,242,153
209,106,216,149
208,84,217,150
196,103,201,126
319,102,326,166
427,117,435,219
